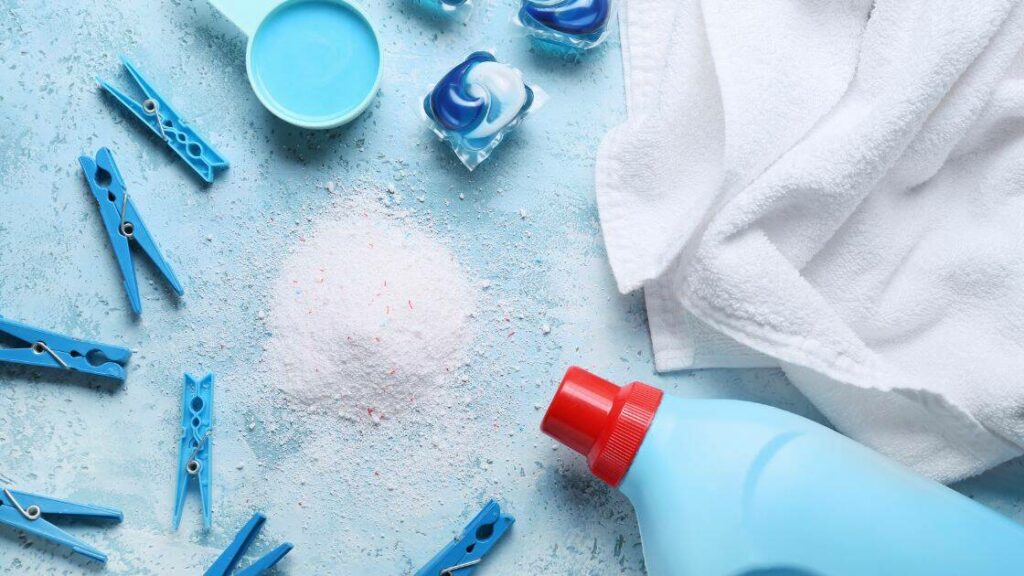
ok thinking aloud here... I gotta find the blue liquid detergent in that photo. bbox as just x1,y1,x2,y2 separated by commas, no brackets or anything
250,1,380,124
516,0,614,51
423,51,545,170
542,368,1024,576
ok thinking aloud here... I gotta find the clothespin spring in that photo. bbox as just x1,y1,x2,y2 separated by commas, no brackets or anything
142,99,170,141
142,98,190,151
442,559,481,576
187,430,212,475
119,193,134,238
2,487,41,521
31,341,69,369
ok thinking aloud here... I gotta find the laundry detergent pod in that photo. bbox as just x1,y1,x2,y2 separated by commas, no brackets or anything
515,0,615,51
423,51,545,170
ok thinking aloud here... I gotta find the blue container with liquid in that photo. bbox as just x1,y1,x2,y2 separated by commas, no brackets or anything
209,0,382,129
541,367,1024,576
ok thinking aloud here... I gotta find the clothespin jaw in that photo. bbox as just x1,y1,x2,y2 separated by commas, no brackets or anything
416,500,515,576
97,55,228,183
0,487,123,563
234,543,293,576
0,315,130,381
174,373,214,530
205,513,294,576
79,147,184,314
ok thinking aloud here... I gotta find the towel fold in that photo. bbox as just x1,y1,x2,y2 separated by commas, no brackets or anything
597,0,1024,482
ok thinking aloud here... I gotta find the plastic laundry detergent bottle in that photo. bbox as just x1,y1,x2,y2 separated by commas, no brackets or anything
541,367,1024,576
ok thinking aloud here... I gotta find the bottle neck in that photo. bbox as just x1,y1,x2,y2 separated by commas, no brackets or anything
541,367,664,487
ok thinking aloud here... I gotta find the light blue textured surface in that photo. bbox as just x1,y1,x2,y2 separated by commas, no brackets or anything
0,1,1022,574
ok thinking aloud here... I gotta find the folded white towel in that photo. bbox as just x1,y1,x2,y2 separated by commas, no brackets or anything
597,0,1024,482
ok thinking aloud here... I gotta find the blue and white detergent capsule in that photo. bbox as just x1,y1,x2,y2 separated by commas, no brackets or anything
424,51,545,170
515,0,615,50
410,0,473,19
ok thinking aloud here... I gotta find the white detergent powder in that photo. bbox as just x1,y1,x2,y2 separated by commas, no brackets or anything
265,204,477,422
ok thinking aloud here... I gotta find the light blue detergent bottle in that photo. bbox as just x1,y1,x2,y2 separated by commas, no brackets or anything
541,367,1024,576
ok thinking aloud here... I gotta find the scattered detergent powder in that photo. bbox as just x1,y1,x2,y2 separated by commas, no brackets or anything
264,204,477,422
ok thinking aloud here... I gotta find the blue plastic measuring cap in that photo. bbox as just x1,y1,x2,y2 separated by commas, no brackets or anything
209,0,382,129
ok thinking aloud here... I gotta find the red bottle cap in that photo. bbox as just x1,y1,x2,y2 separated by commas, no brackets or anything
541,367,663,487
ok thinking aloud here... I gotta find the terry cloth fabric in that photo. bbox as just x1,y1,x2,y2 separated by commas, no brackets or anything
596,0,1024,483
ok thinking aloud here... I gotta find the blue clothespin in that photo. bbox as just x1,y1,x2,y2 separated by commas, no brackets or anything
97,55,228,183
205,513,294,576
0,315,130,381
80,147,184,315
0,484,123,563
173,373,214,530
416,500,514,576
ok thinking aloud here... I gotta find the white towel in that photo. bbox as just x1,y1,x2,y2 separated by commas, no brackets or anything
597,0,1024,483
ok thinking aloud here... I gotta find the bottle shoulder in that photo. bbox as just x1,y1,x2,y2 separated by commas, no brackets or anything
622,396,837,496
654,396,827,435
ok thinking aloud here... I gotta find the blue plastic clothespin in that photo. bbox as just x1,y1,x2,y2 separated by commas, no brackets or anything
0,315,130,381
80,147,184,315
416,500,515,576
205,513,294,576
173,373,214,530
0,485,123,563
97,55,228,183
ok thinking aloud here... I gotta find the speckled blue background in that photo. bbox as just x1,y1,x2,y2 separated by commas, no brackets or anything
1,0,1023,574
